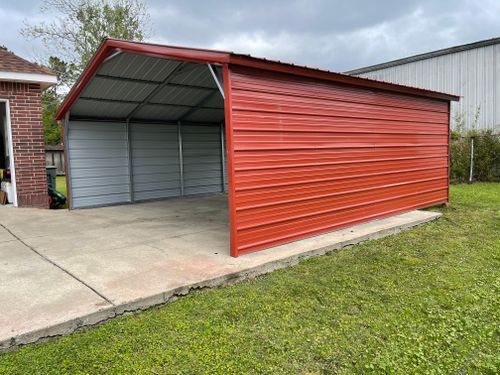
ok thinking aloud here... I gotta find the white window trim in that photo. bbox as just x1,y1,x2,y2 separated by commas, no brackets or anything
0,99,18,207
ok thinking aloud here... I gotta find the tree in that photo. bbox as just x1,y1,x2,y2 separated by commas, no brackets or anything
21,0,151,144
42,90,62,145
22,0,151,86
41,57,74,145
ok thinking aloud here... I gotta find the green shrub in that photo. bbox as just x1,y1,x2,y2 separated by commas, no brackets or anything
450,133,470,183
450,129,500,183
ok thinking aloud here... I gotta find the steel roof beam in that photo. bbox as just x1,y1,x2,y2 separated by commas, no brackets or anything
102,48,123,64
78,96,222,110
93,73,218,91
177,64,224,121
68,115,222,126
177,90,221,121
78,96,141,105
207,64,224,99
125,61,192,121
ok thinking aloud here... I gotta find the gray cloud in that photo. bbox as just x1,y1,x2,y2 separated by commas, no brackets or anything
1,0,499,71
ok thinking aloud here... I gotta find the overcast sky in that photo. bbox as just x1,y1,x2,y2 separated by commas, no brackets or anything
1,0,499,71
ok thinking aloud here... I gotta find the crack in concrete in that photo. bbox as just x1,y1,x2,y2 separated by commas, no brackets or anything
3,279,228,352
0,223,115,307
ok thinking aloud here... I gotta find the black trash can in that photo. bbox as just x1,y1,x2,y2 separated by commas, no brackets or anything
46,166,57,190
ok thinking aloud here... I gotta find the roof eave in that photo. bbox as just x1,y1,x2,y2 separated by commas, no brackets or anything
229,55,460,102
0,71,57,89
105,38,231,65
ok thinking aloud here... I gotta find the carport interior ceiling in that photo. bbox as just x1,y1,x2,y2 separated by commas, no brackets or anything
70,52,225,123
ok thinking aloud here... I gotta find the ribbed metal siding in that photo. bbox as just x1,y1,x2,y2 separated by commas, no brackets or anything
67,121,130,208
222,125,228,193
182,124,223,195
228,66,449,255
355,43,500,131
68,121,226,208
130,123,181,200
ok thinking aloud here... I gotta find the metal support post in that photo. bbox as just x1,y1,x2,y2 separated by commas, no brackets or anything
178,121,185,196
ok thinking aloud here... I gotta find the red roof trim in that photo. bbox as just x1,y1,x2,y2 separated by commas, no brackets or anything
229,55,460,102
55,39,231,120
105,39,231,64
56,42,114,120
56,38,460,121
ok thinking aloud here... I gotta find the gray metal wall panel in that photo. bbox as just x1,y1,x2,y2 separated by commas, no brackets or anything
67,121,130,208
67,121,226,208
130,123,181,201
221,125,228,193
182,125,223,195
355,43,500,131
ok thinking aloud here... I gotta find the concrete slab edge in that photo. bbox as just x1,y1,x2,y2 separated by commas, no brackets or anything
0,210,441,353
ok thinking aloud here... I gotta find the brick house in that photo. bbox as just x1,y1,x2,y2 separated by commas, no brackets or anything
0,47,56,208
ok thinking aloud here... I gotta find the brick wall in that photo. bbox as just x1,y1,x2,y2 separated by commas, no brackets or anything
1,81,48,208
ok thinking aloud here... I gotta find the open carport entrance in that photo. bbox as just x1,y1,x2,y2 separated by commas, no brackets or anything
63,50,227,210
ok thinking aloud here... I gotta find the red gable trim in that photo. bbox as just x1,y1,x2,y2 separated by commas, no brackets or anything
55,39,231,120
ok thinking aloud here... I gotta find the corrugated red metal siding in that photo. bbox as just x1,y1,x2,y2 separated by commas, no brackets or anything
228,65,449,256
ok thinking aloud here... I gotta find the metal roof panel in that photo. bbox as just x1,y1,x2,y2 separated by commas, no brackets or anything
98,52,182,82
80,76,157,102
183,107,225,123
149,85,213,106
133,104,190,121
71,99,137,118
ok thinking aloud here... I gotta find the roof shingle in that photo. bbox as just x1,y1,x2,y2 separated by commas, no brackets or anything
0,47,55,76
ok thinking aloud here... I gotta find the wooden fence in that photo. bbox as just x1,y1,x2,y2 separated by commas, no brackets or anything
45,145,65,175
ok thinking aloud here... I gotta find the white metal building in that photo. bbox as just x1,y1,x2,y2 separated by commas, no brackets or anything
347,38,500,131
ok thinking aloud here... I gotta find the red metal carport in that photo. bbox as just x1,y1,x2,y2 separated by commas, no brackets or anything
56,39,459,257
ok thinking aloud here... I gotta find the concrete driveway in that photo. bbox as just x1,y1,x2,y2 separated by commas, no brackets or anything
0,195,440,350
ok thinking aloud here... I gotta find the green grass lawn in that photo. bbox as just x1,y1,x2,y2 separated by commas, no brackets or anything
56,175,67,197
1,183,498,374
